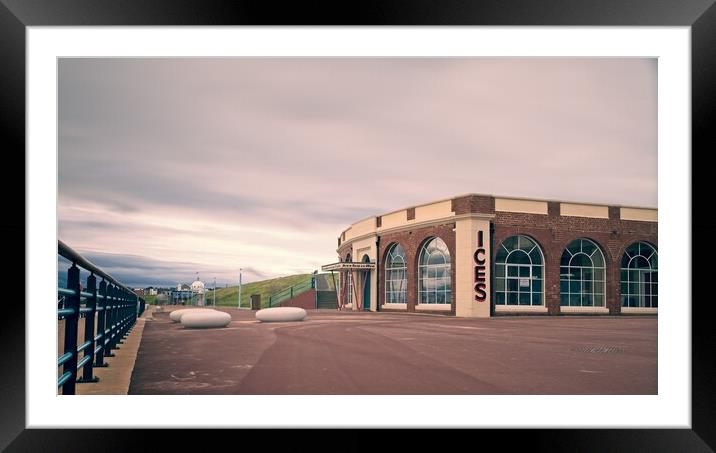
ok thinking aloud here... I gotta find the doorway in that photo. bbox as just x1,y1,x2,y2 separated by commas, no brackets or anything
362,254,371,310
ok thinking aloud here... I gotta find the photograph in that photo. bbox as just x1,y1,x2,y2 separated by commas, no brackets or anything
4,6,706,447
56,57,658,396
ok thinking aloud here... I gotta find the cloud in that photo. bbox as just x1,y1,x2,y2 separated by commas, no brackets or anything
58,58,657,286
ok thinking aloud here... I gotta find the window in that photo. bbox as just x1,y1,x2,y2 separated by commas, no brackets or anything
560,238,606,307
620,242,658,308
385,243,407,304
418,237,451,304
494,235,544,306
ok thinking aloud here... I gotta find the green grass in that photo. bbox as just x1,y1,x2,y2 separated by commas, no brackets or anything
206,274,313,308
155,273,340,309
141,294,157,305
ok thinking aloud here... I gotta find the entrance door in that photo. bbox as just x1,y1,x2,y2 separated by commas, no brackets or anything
362,255,371,310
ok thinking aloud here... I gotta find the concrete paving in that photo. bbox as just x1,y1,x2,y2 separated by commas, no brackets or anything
129,308,657,395
73,306,154,395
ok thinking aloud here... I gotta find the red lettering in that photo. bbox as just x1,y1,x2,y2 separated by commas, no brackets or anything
474,283,486,301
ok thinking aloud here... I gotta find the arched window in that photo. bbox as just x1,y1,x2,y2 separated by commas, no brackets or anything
621,242,658,308
345,253,353,305
560,239,606,307
495,235,544,306
418,237,451,304
384,243,407,304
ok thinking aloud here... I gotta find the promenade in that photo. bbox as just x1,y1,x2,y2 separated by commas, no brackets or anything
128,308,657,395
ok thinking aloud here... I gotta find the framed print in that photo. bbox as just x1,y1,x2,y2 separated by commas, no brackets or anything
3,0,713,451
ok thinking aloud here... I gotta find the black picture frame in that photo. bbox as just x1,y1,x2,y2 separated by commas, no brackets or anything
2,1,712,451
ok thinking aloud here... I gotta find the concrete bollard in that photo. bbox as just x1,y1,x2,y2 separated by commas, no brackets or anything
250,294,261,310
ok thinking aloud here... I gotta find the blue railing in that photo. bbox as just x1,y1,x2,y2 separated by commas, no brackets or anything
57,240,145,395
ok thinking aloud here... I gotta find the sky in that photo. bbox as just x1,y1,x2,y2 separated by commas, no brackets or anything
58,58,657,288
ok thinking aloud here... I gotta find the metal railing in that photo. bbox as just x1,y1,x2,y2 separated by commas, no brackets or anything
57,240,145,395
267,277,314,307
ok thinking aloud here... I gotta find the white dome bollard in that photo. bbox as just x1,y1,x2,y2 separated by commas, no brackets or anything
169,308,217,323
255,307,307,322
181,310,232,329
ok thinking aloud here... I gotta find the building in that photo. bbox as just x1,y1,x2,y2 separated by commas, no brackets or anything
190,278,206,306
322,193,657,318
170,283,193,305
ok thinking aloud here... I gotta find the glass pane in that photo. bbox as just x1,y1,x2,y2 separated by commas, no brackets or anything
532,279,542,292
594,282,604,295
495,292,505,305
570,281,580,293
508,266,518,277
532,293,543,306
507,293,518,305
495,265,505,277
560,280,569,293
560,266,571,279
560,293,569,306
495,278,505,291
594,269,604,281
519,266,530,277
570,294,582,306
530,248,543,265
532,265,542,278
560,253,571,267
507,279,518,291
502,236,518,251
594,294,604,307
519,293,530,305
571,268,583,281
583,294,593,306
571,254,592,267
567,240,581,255
496,247,508,263
591,249,605,267
508,251,531,265
632,255,650,269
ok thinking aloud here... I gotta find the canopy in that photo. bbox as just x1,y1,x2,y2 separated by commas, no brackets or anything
321,261,375,271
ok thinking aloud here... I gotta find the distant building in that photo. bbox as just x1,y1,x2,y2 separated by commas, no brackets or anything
170,276,206,305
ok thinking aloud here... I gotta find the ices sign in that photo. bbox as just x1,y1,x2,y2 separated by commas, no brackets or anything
474,230,487,302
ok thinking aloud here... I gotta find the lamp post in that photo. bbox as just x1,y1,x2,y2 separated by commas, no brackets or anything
238,269,243,309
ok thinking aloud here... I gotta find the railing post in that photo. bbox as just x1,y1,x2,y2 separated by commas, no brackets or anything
78,273,99,383
62,263,80,395
117,290,126,344
105,284,116,357
95,279,108,367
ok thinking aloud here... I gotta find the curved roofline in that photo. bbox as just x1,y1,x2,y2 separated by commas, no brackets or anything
340,192,657,236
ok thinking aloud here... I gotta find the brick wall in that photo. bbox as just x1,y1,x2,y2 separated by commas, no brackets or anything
378,222,456,314
493,210,658,315
278,289,316,310
452,194,495,215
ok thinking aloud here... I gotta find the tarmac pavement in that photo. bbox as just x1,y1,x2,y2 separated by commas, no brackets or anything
128,308,657,395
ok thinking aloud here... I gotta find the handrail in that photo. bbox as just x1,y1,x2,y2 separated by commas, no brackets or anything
57,239,146,395
58,239,135,295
